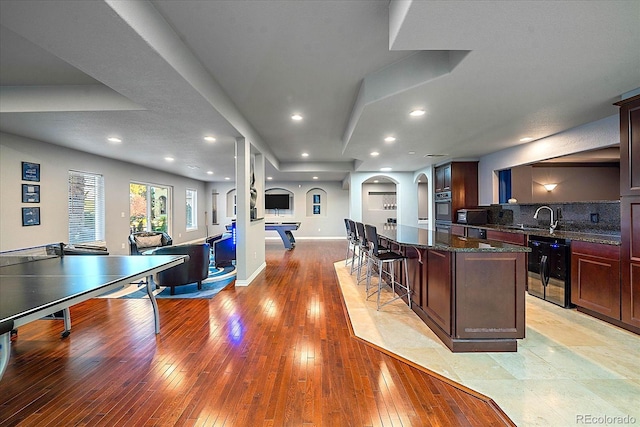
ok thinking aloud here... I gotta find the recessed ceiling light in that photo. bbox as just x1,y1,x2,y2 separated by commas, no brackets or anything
301,152,309,157
408,151,416,155
267,176,273,180
370,151,379,157
520,137,534,142
409,109,425,117
207,171,214,175
107,137,122,143
312,176,318,180
224,177,231,180
373,180,379,183
384,136,396,143
380,167,392,172
204,136,216,142
164,157,174,162
291,114,303,121
187,165,199,169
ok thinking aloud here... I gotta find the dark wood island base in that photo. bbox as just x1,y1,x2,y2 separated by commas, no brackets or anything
377,225,529,353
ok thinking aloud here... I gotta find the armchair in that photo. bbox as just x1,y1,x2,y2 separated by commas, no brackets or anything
129,231,172,255
151,243,211,295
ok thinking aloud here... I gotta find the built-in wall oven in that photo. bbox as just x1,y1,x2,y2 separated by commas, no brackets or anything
435,191,452,223
528,235,571,308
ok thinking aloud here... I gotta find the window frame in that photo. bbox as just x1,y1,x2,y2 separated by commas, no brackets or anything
185,188,197,231
68,170,105,245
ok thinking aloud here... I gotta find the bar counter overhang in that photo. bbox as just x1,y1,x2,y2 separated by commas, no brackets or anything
375,224,531,352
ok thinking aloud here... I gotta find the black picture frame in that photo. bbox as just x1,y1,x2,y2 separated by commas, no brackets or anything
313,194,321,204
313,205,321,215
22,207,41,226
22,184,40,203
22,162,40,182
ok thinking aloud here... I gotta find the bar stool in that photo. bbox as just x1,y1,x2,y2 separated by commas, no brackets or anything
354,222,370,284
347,219,360,274
344,219,356,268
364,224,411,311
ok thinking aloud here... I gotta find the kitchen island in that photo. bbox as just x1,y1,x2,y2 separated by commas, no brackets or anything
376,224,530,352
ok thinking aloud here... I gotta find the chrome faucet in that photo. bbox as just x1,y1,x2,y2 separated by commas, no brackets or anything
534,206,558,233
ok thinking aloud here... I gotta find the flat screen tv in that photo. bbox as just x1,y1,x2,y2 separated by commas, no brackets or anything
265,194,290,210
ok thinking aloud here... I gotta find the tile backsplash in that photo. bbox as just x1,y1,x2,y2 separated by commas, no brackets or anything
485,201,620,235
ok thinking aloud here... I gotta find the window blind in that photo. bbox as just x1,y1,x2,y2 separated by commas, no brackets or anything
68,170,105,245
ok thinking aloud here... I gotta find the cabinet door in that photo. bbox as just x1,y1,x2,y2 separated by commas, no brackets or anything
435,165,445,193
424,250,452,334
442,164,452,191
571,241,621,319
621,196,640,327
618,95,640,196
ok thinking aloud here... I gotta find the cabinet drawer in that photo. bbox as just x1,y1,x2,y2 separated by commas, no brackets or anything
486,230,526,246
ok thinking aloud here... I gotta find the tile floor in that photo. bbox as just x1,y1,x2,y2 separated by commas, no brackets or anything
334,262,640,427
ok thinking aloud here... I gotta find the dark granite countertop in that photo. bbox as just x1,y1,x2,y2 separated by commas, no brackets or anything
456,224,621,246
375,224,531,253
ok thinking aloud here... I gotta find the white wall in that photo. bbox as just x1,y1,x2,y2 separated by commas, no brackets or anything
348,172,419,227
1,132,209,253
207,180,349,240
478,115,620,205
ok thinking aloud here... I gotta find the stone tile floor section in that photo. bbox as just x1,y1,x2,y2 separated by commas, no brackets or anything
335,262,640,427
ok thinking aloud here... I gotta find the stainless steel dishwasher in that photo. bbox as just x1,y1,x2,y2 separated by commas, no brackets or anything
527,235,571,308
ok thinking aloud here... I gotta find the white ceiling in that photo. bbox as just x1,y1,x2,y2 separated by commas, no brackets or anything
0,0,638,183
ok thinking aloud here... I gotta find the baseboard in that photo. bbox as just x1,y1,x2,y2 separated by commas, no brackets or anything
235,261,267,286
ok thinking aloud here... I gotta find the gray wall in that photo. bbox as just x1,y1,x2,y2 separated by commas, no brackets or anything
511,164,620,203
1,132,208,253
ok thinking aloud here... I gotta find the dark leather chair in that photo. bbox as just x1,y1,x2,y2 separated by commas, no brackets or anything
129,231,172,255
214,236,236,268
151,243,210,295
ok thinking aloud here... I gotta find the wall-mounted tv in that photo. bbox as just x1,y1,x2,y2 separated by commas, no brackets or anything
265,193,290,210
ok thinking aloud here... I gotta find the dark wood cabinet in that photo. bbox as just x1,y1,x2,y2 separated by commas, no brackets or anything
617,95,640,197
434,164,451,193
434,162,478,221
621,196,640,328
424,250,452,334
455,252,526,341
486,230,526,246
409,248,526,352
571,241,621,319
616,95,640,332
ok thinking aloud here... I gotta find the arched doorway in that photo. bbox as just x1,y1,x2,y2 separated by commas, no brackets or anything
416,173,429,224
361,176,398,226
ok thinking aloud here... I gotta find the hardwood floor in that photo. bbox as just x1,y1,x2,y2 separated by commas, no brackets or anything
0,240,512,426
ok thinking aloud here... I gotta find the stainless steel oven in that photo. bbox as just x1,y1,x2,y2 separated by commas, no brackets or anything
435,191,452,222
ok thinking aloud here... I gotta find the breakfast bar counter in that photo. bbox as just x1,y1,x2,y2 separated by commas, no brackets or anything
376,224,530,352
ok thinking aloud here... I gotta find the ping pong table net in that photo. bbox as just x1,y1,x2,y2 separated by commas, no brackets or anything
0,243,64,267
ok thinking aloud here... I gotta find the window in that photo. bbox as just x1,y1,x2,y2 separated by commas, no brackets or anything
130,182,171,233
186,188,197,230
498,169,512,204
68,170,105,245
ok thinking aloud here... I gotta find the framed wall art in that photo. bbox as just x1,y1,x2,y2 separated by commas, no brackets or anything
22,184,40,203
22,207,41,226
22,162,40,182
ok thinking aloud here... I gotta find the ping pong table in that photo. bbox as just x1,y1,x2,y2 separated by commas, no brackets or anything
0,243,186,380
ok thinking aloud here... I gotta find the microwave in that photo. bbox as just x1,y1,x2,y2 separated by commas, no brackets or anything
457,209,487,225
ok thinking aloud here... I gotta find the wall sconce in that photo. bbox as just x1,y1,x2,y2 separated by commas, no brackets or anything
543,183,558,192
